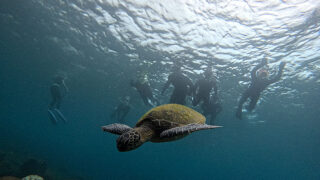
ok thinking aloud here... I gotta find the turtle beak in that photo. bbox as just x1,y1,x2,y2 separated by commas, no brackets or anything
117,144,130,152
116,134,130,152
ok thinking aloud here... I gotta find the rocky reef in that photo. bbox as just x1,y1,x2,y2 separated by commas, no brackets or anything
0,151,83,180
19,159,47,178
0,176,21,180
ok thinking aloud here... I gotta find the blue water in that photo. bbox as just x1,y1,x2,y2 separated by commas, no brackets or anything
1,0,320,179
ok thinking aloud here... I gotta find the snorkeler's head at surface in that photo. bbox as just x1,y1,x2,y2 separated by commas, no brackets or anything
172,63,182,73
53,75,65,84
257,68,269,80
138,74,148,84
172,61,183,73
123,96,130,105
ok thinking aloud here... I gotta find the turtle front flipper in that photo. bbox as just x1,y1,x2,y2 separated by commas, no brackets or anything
160,123,222,138
102,123,132,135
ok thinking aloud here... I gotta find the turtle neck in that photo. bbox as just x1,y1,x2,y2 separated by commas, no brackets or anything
135,124,155,143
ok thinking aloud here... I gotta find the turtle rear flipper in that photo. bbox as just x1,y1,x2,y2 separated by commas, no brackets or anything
160,123,222,138
102,123,132,135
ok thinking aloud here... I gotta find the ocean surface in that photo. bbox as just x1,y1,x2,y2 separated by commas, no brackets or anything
1,0,320,179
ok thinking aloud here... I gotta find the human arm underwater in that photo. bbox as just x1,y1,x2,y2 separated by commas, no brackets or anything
267,61,286,85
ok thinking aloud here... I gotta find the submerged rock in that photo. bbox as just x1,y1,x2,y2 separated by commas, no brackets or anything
0,151,84,180
0,152,22,177
0,152,6,162
19,159,47,178
0,176,20,180
21,175,43,180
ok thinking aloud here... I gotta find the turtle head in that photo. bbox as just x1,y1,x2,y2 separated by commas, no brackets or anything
116,129,143,152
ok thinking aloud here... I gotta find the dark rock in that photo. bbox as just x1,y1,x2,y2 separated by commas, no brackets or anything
0,176,21,180
0,152,6,162
19,158,47,177
0,152,21,177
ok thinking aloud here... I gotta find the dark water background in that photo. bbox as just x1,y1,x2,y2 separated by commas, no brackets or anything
1,0,320,179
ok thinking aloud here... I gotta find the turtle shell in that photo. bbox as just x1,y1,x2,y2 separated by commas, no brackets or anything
136,104,205,128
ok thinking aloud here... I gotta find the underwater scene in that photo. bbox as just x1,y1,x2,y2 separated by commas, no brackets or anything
1,0,320,179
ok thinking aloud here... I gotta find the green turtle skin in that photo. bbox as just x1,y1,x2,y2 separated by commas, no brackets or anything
136,104,206,142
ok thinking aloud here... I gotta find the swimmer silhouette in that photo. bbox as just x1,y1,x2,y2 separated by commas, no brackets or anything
48,75,68,124
110,96,131,123
161,65,193,105
236,59,286,119
130,73,159,107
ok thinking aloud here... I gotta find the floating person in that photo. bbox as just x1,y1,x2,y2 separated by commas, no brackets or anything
236,59,286,119
130,73,159,107
48,75,68,124
201,95,222,124
161,65,193,105
192,67,218,107
102,104,222,152
110,96,131,123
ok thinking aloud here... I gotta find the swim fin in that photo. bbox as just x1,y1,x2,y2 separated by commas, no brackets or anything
53,109,67,123
48,109,58,124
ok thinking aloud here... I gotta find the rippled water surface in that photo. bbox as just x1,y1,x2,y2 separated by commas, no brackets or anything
0,0,320,179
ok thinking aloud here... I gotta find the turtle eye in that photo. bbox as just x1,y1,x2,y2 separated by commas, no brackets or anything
130,132,140,143
133,132,140,142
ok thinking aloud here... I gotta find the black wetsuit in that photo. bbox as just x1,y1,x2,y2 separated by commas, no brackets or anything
202,96,222,124
111,102,130,123
131,80,159,107
162,71,193,105
49,83,62,109
48,78,68,124
236,62,285,119
193,77,217,107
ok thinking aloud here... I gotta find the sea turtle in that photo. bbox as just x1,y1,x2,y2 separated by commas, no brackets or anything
102,104,222,152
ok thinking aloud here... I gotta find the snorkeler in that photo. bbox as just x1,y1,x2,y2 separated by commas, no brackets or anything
192,67,218,107
202,95,222,124
48,75,68,124
130,73,159,107
236,58,286,119
161,65,193,105
110,96,131,123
